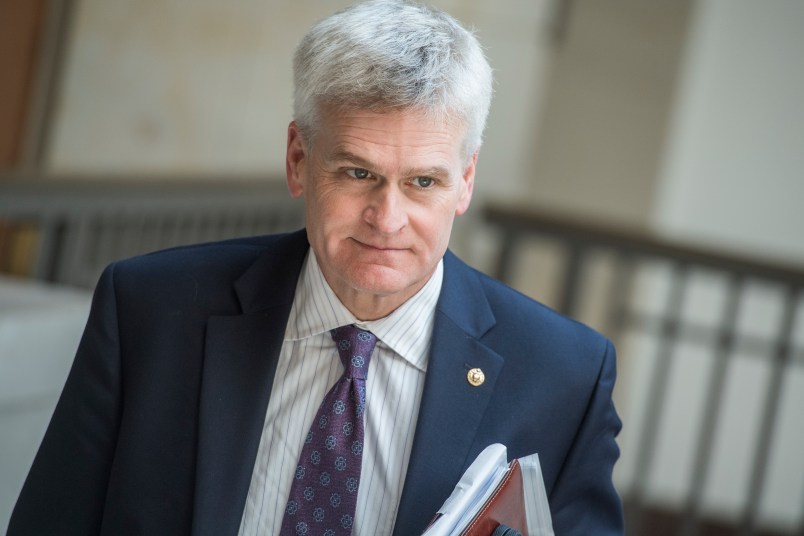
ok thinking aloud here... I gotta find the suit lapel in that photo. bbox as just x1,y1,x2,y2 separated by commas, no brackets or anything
192,231,308,536
393,252,503,536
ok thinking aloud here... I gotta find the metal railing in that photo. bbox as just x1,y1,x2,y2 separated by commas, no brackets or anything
0,176,304,288
484,203,804,536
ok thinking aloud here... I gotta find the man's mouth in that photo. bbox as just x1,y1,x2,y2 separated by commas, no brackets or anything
351,238,407,252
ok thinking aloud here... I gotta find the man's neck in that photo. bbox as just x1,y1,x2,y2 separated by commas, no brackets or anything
335,283,428,321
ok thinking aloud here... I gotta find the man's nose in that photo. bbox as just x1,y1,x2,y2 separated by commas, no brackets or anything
363,184,408,234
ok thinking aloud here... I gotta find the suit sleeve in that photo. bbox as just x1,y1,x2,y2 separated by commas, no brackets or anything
8,264,124,535
549,339,624,535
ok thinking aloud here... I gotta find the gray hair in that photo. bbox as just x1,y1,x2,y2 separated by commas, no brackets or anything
293,0,493,159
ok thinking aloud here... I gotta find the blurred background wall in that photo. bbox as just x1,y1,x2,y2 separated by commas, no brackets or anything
1,0,802,534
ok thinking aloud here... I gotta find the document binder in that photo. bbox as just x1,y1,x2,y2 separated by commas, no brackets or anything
423,444,534,536
459,457,527,535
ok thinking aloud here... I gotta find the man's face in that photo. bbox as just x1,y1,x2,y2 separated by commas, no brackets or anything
286,107,476,319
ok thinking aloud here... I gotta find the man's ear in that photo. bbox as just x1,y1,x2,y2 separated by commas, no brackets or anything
286,121,307,198
455,151,477,215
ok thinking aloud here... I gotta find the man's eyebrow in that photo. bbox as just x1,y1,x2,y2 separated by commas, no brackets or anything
329,149,374,170
405,166,451,180
329,148,452,179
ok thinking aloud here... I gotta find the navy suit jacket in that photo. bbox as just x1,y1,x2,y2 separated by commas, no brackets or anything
10,230,622,535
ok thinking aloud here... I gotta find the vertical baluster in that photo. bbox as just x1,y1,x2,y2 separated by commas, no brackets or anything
797,477,804,536
737,286,799,536
186,210,205,245
61,213,91,287
493,227,519,285
168,209,191,248
243,209,266,236
138,210,165,254
558,241,583,317
220,207,239,240
679,274,743,536
204,209,224,242
626,262,689,535
603,251,635,341
33,215,64,282
93,211,118,283
114,210,140,262
131,210,149,254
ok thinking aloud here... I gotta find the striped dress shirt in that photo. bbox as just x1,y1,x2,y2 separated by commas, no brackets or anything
238,249,442,535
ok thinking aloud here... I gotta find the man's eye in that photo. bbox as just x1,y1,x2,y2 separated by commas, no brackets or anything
413,177,434,188
346,168,371,179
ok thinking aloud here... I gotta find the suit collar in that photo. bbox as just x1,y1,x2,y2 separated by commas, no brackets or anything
393,251,503,535
192,231,309,535
233,230,309,314
435,251,496,339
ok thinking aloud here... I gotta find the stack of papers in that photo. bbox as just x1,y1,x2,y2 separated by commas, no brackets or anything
422,444,554,536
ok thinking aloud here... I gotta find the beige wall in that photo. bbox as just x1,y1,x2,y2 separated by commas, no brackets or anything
524,0,691,226
47,0,349,175
45,0,554,189
654,0,804,265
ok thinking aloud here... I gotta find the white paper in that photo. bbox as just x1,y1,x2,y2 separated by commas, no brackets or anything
422,444,554,536
422,443,510,536
520,453,554,536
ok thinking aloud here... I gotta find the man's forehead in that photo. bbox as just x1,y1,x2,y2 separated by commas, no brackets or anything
319,107,464,150
319,104,464,136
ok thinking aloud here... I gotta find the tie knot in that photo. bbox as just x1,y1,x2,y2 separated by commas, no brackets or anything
330,325,377,380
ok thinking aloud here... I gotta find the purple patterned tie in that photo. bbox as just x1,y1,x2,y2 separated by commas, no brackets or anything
280,325,377,536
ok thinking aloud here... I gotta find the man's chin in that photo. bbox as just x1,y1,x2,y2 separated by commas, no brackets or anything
344,265,425,296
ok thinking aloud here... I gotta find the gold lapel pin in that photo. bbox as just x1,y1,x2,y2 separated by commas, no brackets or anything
467,367,485,387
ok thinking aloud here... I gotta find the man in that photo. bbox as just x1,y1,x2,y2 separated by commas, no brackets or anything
10,1,622,534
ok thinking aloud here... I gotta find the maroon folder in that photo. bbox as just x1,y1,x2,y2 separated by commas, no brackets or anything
460,458,527,536
425,458,528,536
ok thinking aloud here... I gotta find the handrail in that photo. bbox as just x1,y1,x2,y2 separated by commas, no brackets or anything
484,203,804,287
0,175,293,213
0,176,304,287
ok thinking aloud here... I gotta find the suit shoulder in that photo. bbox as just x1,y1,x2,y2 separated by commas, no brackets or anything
111,231,301,281
100,231,307,309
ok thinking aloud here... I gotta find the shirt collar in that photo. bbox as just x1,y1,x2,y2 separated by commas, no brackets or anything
285,249,442,372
